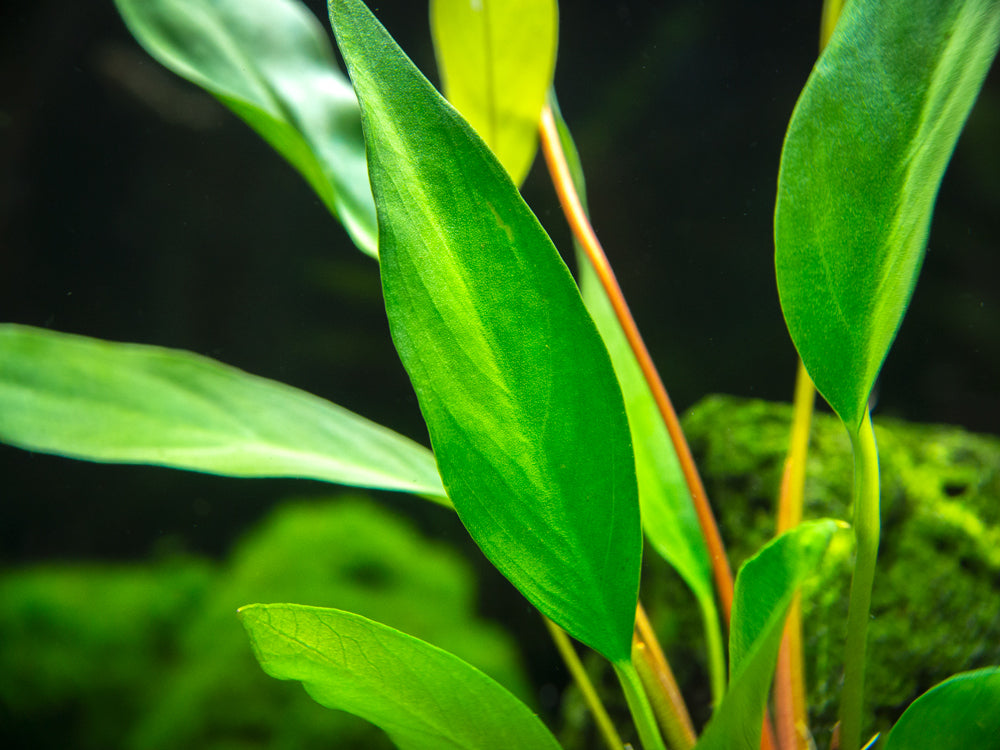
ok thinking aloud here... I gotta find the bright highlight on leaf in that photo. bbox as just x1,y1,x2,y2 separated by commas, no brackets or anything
329,0,641,664
696,520,844,750
431,0,558,186
0,324,447,501
114,0,378,256
775,0,1000,429
239,604,562,750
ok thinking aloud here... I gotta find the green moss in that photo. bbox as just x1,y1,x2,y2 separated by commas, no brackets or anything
672,394,1000,745
0,496,529,750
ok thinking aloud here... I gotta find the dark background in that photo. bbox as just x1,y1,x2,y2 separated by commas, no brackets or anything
2,0,998,568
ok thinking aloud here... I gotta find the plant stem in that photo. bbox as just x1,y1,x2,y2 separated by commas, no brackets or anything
543,617,625,750
538,104,736,622
838,410,880,750
615,660,668,750
698,594,727,708
774,360,816,750
633,604,697,750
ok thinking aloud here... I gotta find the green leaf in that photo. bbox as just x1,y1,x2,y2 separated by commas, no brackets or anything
329,0,641,663
774,0,1000,429
696,520,845,750
0,324,447,502
114,0,378,256
239,604,563,750
430,0,558,186
883,668,1000,750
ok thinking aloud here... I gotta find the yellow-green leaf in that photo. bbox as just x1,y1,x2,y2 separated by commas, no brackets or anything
240,604,562,750
0,324,446,501
431,0,558,186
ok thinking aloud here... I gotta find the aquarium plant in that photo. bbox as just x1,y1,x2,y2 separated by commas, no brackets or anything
1,0,999,748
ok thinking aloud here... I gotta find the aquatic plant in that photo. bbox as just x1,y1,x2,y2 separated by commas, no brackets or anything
2,0,998,748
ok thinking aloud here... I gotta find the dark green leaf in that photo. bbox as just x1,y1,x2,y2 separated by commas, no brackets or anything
329,0,641,663
883,668,1000,750
239,604,563,750
0,325,446,502
114,0,378,256
696,520,845,750
430,0,558,186
775,0,1000,429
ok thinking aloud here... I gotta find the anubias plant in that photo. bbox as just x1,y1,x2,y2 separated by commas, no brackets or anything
2,0,999,748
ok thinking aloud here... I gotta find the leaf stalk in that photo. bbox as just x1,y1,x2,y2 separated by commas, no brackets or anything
773,359,816,750
543,617,625,750
838,410,880,750
615,660,669,750
633,604,697,750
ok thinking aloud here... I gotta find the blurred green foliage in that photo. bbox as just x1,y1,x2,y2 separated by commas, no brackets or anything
648,396,1000,746
0,496,528,750
559,396,1000,748
4,398,999,749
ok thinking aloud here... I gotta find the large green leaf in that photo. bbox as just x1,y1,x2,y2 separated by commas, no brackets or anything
430,0,558,186
239,604,562,750
0,324,447,502
114,0,378,257
696,520,844,750
329,0,641,663
883,668,1000,750
775,0,1000,429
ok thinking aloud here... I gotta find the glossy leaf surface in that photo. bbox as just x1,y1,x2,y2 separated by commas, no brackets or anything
115,0,378,256
775,0,1000,429
0,325,446,501
329,0,640,662
883,668,1000,750
696,520,844,750
430,0,558,186
240,604,562,750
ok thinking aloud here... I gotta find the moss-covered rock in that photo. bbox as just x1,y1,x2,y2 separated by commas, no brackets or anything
651,395,1000,745
0,495,529,750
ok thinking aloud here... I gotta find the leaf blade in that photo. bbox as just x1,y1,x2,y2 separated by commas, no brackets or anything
0,324,447,502
775,0,1000,428
114,0,378,256
696,520,845,750
329,0,641,662
239,604,563,750
430,0,558,186
883,668,1000,750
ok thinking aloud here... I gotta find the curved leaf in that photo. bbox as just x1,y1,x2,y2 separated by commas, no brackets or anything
329,0,641,663
239,604,562,750
696,520,845,750
775,0,1000,429
0,324,447,502
883,668,1000,750
114,0,378,256
430,0,558,186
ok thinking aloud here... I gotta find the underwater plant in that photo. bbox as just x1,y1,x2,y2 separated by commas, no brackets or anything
2,0,999,748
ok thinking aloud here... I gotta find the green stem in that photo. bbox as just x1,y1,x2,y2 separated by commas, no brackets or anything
838,409,880,750
543,617,625,750
614,660,668,750
698,595,726,708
